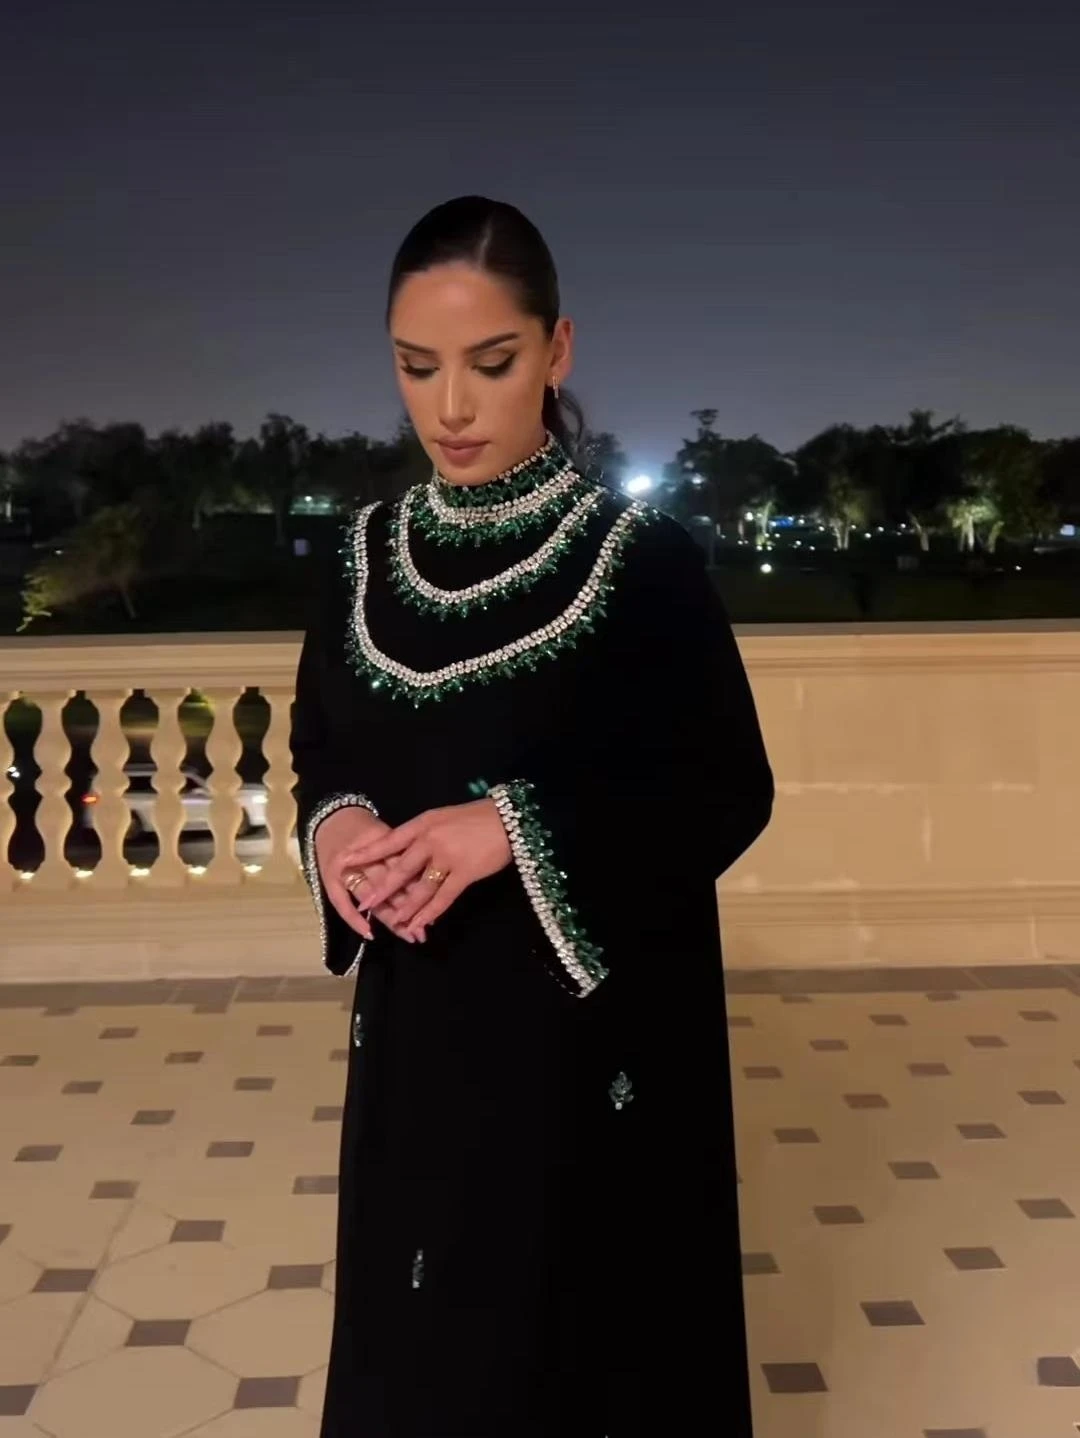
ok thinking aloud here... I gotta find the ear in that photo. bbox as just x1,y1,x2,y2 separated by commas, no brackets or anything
550,316,574,383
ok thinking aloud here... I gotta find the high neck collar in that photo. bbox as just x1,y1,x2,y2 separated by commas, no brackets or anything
432,432,571,508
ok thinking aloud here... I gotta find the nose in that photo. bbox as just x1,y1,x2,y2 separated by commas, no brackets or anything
438,368,476,434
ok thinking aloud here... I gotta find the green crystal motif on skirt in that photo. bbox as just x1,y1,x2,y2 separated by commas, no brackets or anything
609,1071,634,1111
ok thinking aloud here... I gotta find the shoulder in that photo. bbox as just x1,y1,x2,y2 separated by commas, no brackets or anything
593,489,709,585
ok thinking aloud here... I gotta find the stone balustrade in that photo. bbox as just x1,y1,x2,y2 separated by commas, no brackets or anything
2,623,1079,981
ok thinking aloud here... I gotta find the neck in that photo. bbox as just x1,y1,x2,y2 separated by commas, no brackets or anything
432,431,571,507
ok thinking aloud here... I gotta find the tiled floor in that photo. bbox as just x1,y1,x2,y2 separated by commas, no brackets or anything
4,969,1080,1436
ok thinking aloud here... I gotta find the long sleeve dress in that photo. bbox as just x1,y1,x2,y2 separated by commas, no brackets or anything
290,435,774,1438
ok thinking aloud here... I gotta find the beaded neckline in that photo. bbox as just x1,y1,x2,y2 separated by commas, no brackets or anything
432,432,568,510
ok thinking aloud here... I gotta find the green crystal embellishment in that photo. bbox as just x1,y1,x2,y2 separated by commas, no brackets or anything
344,498,650,706
609,1071,634,1111
411,1248,424,1289
490,779,608,997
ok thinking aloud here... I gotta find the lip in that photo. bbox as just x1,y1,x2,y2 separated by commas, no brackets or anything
436,439,489,464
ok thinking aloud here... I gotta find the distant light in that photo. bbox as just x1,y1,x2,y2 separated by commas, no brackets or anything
19,870,34,883
1015,565,1022,572
864,532,872,539
74,868,93,880
625,474,653,496
304,495,313,503
760,562,774,575
5,764,19,780
690,474,705,487
243,863,262,875
188,865,207,877
745,511,755,522
130,866,151,879
1062,524,1076,538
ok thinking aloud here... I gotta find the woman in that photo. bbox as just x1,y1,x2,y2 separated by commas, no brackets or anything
291,195,773,1438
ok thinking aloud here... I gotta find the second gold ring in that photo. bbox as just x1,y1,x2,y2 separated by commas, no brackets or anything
424,868,448,886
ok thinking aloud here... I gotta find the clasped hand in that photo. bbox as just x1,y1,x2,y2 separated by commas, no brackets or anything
339,798,511,944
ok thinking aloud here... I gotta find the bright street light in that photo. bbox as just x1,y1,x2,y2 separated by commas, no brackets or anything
625,474,653,496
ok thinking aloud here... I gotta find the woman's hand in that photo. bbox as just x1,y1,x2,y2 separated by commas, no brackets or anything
337,799,512,941
313,807,423,944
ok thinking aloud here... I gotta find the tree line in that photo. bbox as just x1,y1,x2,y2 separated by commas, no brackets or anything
2,408,1078,627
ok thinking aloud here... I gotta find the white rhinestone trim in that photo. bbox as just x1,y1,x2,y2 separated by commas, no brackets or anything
424,461,580,529
350,500,645,695
393,485,602,609
489,782,604,998
301,792,379,976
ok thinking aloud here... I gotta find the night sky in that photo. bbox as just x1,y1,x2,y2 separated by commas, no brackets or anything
3,0,1078,475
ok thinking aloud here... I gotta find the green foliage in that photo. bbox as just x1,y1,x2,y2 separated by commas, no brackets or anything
20,502,146,630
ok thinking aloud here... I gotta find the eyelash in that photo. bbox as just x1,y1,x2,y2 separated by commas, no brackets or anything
401,356,515,380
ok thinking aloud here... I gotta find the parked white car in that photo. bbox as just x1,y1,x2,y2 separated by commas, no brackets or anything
81,763,269,837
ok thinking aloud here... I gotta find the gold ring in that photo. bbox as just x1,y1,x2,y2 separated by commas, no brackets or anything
343,869,368,894
424,868,447,886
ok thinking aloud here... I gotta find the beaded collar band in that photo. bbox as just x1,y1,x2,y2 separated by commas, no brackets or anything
431,431,569,509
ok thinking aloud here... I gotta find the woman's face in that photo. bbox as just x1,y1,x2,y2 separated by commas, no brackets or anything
389,262,573,485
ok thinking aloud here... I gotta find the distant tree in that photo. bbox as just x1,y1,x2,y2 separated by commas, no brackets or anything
792,424,878,550
1041,436,1080,526
579,430,629,490
666,411,790,558
19,502,146,629
244,413,312,548
871,410,967,551
960,426,1051,550
155,422,240,530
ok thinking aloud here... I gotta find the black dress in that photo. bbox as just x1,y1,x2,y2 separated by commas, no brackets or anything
290,438,773,1438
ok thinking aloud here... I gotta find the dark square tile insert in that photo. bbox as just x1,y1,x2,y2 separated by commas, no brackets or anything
313,1105,344,1122
1018,1198,1074,1219
15,1145,62,1163
268,1264,325,1289
910,1062,951,1077
958,1123,1005,1140
256,1025,292,1038
1037,1355,1080,1386
774,1128,820,1144
293,1174,338,1196
34,1268,95,1293
235,1077,275,1092
132,1109,176,1126
870,1013,908,1027
91,1179,139,1199
1020,1090,1065,1106
967,1035,1006,1049
945,1247,1003,1271
1,1054,39,1067
761,1363,827,1395
171,1219,225,1242
741,1252,780,1275
1021,1010,1058,1023
234,1376,301,1409
810,1039,848,1052
845,1093,890,1109
165,1051,204,1065
744,1065,783,1079
862,1300,924,1327
100,1027,137,1039
923,1430,987,1437
207,1141,254,1158
128,1319,191,1347
814,1205,864,1226
63,1080,103,1094
0,1386,36,1417
890,1161,940,1180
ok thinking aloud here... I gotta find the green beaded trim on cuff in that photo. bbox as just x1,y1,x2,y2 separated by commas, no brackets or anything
489,779,608,998
302,792,379,977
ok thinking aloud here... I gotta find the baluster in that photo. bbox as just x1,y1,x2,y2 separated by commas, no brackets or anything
202,684,245,885
1,693,17,892
258,686,300,886
87,690,132,888
32,693,74,890
148,688,190,887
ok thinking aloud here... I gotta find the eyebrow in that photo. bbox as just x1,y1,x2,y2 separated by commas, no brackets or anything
392,331,521,358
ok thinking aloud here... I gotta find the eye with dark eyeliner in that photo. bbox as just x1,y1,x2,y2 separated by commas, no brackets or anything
475,354,515,378
401,362,436,378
